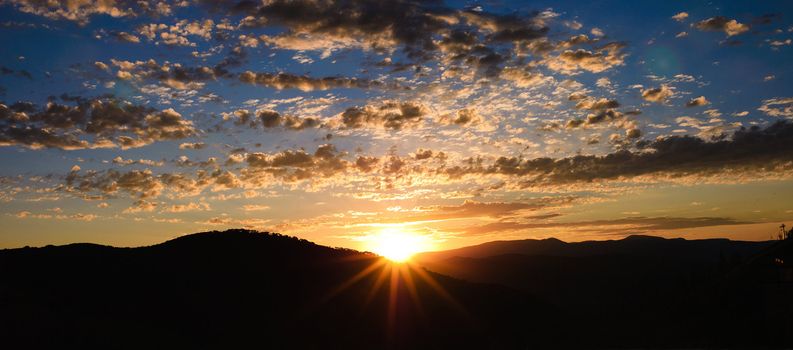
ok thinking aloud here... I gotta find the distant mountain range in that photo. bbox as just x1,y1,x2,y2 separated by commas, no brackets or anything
415,234,772,262
415,235,793,347
1,230,791,348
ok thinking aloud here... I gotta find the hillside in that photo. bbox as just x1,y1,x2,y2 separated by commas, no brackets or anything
414,235,791,347
1,231,791,348
414,235,772,262
0,230,560,349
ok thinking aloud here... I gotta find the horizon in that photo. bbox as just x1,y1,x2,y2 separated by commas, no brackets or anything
1,226,788,255
2,0,793,253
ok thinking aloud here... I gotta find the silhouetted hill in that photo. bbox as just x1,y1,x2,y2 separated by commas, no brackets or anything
715,238,793,346
2,231,791,348
0,230,561,349
415,234,771,262
415,235,792,347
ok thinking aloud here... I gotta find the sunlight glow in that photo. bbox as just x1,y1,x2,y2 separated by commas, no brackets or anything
366,227,431,262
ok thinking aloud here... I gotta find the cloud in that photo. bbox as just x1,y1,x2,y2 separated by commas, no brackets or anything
465,11,550,43
65,163,254,200
163,202,211,213
444,120,793,187
240,0,451,57
574,97,620,111
11,210,98,221
565,109,626,129
438,108,482,126
242,204,270,211
562,96,635,132
671,12,689,22
415,198,574,221
686,96,710,107
243,144,349,183
694,16,750,37
124,199,158,213
641,85,674,103
239,71,399,91
328,198,576,227
202,0,551,65
68,168,164,199
413,149,434,160
196,215,269,229
625,128,642,139
354,156,380,173
223,109,320,131
282,115,321,131
5,1,183,24
223,109,256,128
0,96,195,150
137,19,216,47
462,216,750,236
436,33,509,76
336,101,427,130
112,31,141,43
0,66,33,79
112,156,163,167
758,97,793,119
499,68,552,87
105,59,223,90
256,33,359,57
179,142,206,150
4,0,137,24
545,42,626,74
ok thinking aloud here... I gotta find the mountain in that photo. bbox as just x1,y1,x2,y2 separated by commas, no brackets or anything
414,234,772,262
1,231,791,348
414,235,791,347
0,230,561,349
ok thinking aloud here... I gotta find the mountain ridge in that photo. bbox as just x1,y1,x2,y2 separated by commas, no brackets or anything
1,230,790,348
414,234,772,263
0,229,562,349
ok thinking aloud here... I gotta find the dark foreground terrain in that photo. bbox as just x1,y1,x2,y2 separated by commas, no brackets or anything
416,235,793,347
1,230,792,349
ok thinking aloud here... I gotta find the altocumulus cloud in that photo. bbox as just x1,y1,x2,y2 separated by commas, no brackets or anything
0,96,195,150
442,120,793,187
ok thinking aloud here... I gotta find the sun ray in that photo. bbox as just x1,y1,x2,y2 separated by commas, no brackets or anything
386,264,400,343
320,258,386,303
360,262,391,312
408,263,474,323
398,263,428,326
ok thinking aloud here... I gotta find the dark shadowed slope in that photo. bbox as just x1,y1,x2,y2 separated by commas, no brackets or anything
0,230,561,349
1,231,791,348
414,235,791,347
414,235,772,262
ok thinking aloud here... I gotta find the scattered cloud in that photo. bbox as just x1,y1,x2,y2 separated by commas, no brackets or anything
694,16,750,37
672,12,689,22
641,85,674,103
0,96,195,150
334,101,427,130
686,96,710,107
239,71,403,91
758,97,793,119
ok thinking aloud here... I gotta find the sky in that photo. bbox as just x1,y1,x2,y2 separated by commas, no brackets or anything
1,0,793,251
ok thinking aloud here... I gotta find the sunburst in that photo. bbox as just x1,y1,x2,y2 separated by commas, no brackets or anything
365,226,432,262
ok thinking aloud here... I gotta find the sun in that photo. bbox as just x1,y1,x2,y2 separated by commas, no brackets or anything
366,227,430,263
